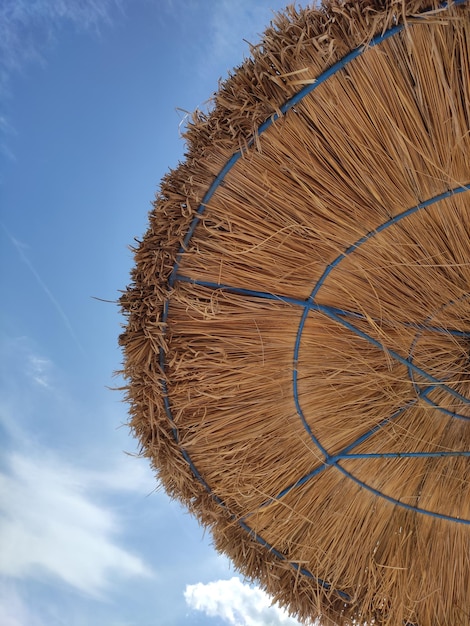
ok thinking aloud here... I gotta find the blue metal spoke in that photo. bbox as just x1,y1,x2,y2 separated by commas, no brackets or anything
175,275,470,338
407,294,470,419
339,451,470,460
314,303,470,410
335,464,470,526
309,186,470,301
174,275,470,519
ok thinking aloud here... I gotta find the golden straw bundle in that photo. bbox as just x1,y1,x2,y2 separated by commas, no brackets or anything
119,1,470,624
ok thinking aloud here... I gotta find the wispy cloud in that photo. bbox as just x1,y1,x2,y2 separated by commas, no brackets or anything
2,227,85,354
27,354,52,388
0,336,55,440
184,577,302,626
0,0,123,160
0,450,153,598
200,0,279,82
0,113,17,165
0,0,122,87
0,582,46,626
0,334,155,606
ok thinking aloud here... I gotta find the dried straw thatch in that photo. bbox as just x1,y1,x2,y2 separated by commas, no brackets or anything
119,1,470,624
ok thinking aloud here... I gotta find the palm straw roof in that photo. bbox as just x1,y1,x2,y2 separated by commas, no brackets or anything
119,1,470,624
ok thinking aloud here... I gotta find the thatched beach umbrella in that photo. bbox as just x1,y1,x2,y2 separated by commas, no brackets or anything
120,1,470,624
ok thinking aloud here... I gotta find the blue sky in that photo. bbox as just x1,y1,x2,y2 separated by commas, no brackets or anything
0,1,304,625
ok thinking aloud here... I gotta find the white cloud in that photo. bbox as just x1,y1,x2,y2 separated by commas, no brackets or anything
82,453,157,495
0,582,46,626
184,577,302,626
0,450,153,597
27,354,53,389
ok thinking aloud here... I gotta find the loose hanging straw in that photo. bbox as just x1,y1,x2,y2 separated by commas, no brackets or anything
119,1,470,624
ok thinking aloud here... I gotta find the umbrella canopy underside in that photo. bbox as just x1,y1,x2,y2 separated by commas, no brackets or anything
120,1,470,624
